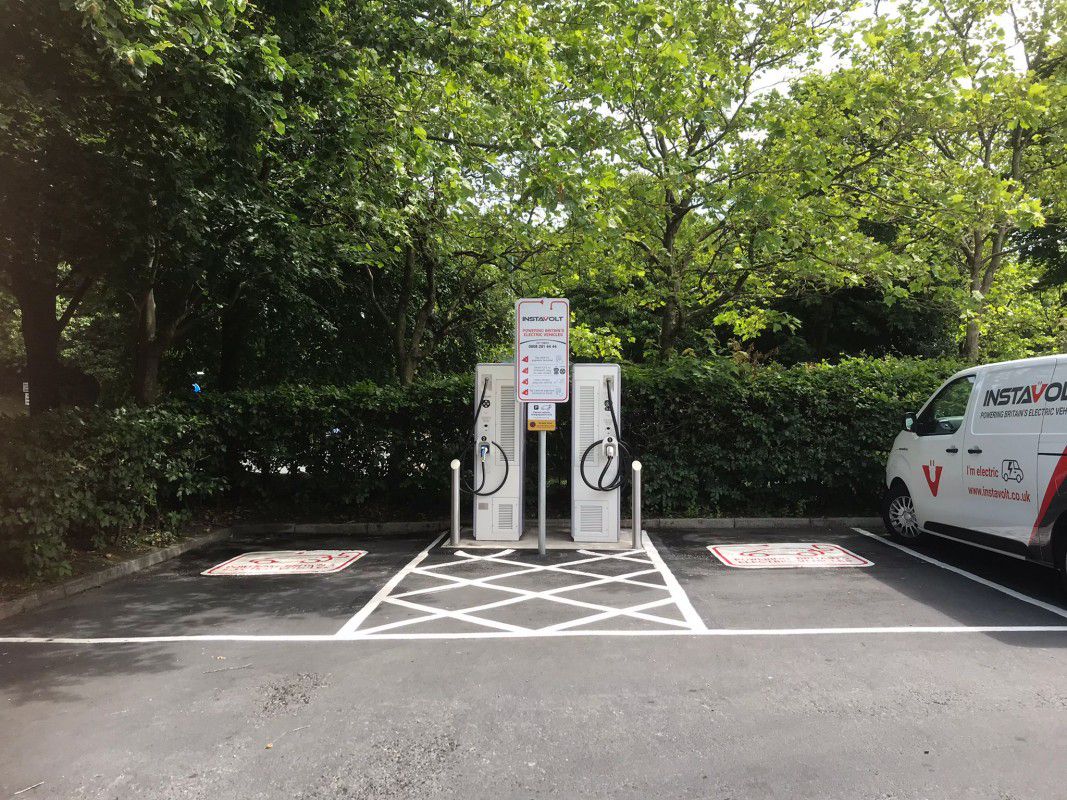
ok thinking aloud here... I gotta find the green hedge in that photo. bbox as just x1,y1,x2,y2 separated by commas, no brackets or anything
0,408,222,578
624,357,961,516
195,378,472,510
0,357,961,578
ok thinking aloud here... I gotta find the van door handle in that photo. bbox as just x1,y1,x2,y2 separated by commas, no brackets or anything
945,447,958,454
968,447,982,454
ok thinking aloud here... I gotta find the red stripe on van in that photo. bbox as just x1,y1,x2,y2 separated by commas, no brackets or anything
1029,449,1067,545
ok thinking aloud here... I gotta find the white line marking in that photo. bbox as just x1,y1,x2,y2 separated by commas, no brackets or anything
332,540,698,637
334,533,446,636
392,564,663,599
11,531,1066,645
542,597,683,632
362,562,681,633
451,552,660,588
644,534,708,631
418,548,516,570
383,597,527,632
2,626,1066,644
852,527,1067,621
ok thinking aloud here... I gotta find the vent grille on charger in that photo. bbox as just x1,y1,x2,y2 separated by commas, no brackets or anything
498,384,516,461
497,502,515,533
577,383,598,466
578,503,604,535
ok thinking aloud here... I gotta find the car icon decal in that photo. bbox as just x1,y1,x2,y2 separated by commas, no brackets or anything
1001,459,1024,483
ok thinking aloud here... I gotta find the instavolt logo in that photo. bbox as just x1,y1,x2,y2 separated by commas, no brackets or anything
982,381,1067,406
521,315,566,322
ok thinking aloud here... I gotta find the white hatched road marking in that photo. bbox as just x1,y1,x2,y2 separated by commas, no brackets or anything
646,533,708,631
345,537,705,637
334,533,446,636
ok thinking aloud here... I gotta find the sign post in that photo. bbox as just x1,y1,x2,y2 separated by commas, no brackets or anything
538,427,547,555
516,299,569,555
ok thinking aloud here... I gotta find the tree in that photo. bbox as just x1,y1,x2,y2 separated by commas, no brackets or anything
547,0,899,357
0,1,129,412
312,0,560,384
844,0,1066,358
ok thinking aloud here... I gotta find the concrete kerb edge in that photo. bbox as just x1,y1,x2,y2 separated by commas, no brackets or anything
233,518,883,535
236,517,884,535
231,520,448,536
639,516,882,530
0,528,235,623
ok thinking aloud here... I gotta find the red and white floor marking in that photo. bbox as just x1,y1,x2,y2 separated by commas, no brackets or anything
202,550,367,576
709,542,873,569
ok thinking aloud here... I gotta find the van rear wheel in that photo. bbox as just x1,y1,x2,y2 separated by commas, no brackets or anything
883,484,923,541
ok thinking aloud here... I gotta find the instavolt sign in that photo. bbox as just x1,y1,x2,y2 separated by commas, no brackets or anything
515,298,569,403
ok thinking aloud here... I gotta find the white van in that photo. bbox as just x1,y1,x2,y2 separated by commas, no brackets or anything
882,355,1067,588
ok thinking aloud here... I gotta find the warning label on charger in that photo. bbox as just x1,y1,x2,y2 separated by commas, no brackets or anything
707,543,872,569
203,550,367,576
527,402,556,431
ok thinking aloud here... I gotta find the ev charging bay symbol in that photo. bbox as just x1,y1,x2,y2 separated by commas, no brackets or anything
203,550,367,576
708,543,872,569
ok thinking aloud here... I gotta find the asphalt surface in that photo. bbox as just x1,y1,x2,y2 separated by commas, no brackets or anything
1,525,1066,799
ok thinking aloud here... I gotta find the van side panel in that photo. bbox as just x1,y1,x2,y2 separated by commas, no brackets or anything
961,360,1056,547
1032,359,1067,559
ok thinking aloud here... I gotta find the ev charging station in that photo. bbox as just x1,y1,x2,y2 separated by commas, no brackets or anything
571,363,624,542
451,298,643,552
471,363,525,541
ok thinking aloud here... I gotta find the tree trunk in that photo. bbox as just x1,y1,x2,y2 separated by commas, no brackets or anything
656,195,689,358
962,320,980,360
132,286,170,405
133,340,165,405
657,265,685,357
14,275,62,415
657,298,680,357
398,354,417,387
218,291,249,392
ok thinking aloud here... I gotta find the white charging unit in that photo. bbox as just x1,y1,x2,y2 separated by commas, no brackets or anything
472,363,525,541
571,363,622,542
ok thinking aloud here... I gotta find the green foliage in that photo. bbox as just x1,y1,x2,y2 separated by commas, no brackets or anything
0,356,966,577
819,0,1067,357
625,356,964,516
196,377,472,508
4,0,1063,403
209,357,958,519
0,407,222,578
546,0,873,356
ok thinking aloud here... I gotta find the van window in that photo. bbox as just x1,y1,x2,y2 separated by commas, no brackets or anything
915,376,975,436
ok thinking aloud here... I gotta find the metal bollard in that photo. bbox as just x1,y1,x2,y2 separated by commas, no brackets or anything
450,459,461,547
631,460,642,550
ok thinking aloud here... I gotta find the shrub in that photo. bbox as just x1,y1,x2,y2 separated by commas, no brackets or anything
0,357,961,578
624,356,963,516
198,356,959,518
0,407,223,578
195,376,471,511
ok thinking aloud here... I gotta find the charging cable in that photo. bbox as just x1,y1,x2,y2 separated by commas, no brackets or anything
579,378,631,492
